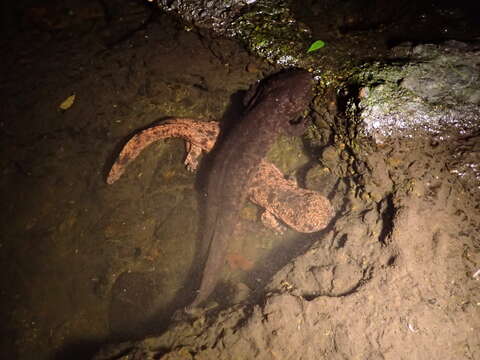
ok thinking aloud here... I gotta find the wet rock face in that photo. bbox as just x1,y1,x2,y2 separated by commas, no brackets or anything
150,0,256,30
355,41,480,143
150,0,310,67
352,41,480,192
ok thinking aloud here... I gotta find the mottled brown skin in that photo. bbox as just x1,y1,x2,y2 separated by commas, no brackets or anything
106,118,219,184
190,69,313,308
250,161,334,234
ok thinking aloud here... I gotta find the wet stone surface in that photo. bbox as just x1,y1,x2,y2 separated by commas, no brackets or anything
355,40,480,142
151,0,257,31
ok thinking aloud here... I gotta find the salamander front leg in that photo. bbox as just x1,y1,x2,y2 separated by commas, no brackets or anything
184,142,204,172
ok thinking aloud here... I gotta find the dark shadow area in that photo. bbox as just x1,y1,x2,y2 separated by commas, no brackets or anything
377,192,396,244
55,339,106,360
176,88,248,307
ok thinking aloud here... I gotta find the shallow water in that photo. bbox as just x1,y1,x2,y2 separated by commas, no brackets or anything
1,1,480,359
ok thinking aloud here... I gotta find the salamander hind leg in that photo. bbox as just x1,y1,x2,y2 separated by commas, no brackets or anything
261,210,287,234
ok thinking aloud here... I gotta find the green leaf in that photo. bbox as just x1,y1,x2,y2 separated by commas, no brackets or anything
307,40,326,53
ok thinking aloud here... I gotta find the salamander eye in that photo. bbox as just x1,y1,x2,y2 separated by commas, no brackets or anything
289,116,303,125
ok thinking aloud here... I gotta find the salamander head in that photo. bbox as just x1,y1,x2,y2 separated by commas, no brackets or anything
246,68,313,120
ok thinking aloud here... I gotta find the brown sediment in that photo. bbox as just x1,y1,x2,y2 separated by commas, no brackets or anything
226,253,254,271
